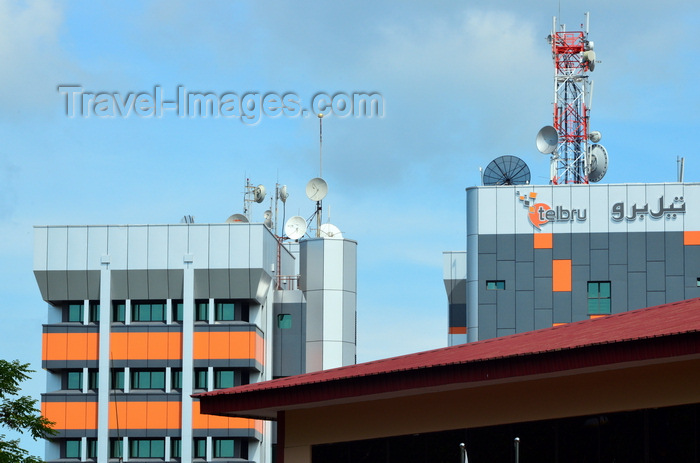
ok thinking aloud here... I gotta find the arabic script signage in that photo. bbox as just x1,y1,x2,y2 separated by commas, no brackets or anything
611,196,686,222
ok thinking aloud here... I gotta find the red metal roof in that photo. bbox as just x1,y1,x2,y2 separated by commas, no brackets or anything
197,298,700,420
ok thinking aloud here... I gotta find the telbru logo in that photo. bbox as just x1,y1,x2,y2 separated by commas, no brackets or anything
517,191,587,230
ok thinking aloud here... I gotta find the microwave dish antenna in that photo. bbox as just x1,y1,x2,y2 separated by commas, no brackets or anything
482,155,531,186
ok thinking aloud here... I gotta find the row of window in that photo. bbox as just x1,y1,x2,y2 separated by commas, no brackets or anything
62,368,249,392
485,280,613,315
64,437,245,459
57,300,250,324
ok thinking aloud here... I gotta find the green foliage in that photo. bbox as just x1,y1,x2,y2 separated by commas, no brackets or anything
0,360,56,463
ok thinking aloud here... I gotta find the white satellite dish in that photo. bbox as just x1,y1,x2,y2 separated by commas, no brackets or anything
536,126,559,154
284,216,307,240
279,185,288,203
589,131,602,143
306,177,328,201
225,213,249,223
587,144,609,183
319,223,343,239
254,185,267,203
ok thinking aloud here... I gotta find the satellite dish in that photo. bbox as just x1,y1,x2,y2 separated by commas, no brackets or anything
263,210,273,228
587,144,608,183
589,131,602,143
254,185,266,203
536,126,559,154
482,155,531,186
225,214,249,223
279,185,288,203
319,223,343,239
306,177,328,201
284,216,307,240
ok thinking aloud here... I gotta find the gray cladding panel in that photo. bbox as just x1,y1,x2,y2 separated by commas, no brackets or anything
552,291,572,324
665,232,684,276
609,265,628,313
665,275,684,303
534,309,552,330
534,277,552,309
496,290,515,329
684,245,700,288
343,241,357,293
552,233,571,259
628,272,647,310
478,253,497,280
608,233,628,264
445,280,467,304
571,234,590,265
590,249,609,280
647,261,666,291
449,303,467,327
496,260,515,282
478,235,497,254
515,234,534,262
534,250,552,277
477,304,497,340
646,232,665,261
646,292,666,307
515,262,534,290
515,291,534,333
590,233,609,250
627,233,647,271
496,234,515,261
127,269,149,299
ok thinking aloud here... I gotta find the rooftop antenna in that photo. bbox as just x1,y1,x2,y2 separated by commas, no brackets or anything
319,113,323,177
538,12,607,184
678,156,685,182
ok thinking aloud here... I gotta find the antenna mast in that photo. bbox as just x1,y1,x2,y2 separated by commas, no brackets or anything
548,12,596,184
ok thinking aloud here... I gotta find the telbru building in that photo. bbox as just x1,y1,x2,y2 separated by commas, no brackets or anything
33,222,356,463
445,182,700,345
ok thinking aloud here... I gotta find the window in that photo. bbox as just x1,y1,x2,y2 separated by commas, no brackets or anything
277,314,292,329
215,301,235,321
588,281,611,315
193,438,207,459
87,438,97,459
109,438,123,459
112,301,125,322
131,369,165,389
214,369,236,389
486,280,505,290
171,438,181,458
88,369,99,390
89,302,100,322
173,300,183,322
214,438,236,458
194,368,208,390
64,439,81,458
171,368,183,389
697,278,700,287
195,300,209,322
131,301,166,322
65,302,84,322
111,369,125,390
65,371,82,390
130,439,165,458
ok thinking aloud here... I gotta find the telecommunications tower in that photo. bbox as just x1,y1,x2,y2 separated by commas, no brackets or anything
537,12,607,184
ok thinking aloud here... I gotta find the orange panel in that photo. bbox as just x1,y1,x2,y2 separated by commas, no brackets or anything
43,402,97,430
192,401,258,430
110,332,182,361
43,333,98,361
194,331,263,364
533,233,553,249
684,231,700,245
552,260,572,292
109,401,181,430
448,327,467,334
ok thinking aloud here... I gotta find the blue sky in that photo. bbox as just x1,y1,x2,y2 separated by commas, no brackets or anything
1,0,699,456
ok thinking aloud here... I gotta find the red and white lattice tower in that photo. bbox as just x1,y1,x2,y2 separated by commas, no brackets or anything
548,13,596,184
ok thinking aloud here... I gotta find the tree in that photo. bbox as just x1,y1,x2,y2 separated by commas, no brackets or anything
0,360,56,463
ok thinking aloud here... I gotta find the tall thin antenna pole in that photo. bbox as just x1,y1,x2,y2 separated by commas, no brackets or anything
319,113,323,177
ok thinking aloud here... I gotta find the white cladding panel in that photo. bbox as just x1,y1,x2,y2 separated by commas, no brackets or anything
208,225,230,269
168,226,188,267
322,241,344,291
443,251,467,281
34,227,48,271
188,225,210,269
127,226,148,269
147,226,169,269
87,226,108,270
46,227,68,270
472,183,699,235
108,226,128,268
66,227,88,270
322,291,344,340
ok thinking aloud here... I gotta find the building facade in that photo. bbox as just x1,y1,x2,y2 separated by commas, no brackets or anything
446,182,700,345
34,222,356,463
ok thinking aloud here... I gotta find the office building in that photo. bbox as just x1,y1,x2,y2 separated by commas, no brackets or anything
33,222,356,462
445,182,700,345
